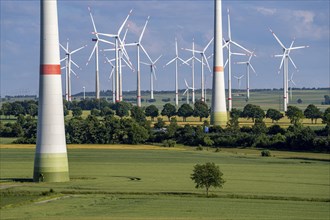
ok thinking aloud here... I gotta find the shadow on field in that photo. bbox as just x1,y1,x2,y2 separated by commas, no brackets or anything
110,176,141,181
0,178,33,183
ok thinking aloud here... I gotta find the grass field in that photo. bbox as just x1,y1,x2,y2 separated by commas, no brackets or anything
1,145,329,219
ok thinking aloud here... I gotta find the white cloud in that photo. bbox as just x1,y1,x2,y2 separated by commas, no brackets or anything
255,7,277,16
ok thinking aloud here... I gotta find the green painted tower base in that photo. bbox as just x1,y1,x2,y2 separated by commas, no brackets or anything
33,153,69,182
210,112,228,126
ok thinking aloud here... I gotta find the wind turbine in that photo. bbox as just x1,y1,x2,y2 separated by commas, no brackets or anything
233,75,244,89
104,57,116,103
125,16,152,107
223,9,251,111
182,38,201,104
288,71,297,101
141,54,162,100
184,38,213,102
164,38,188,107
93,9,133,103
60,40,87,101
235,52,256,101
270,28,309,111
183,79,194,104
86,7,113,100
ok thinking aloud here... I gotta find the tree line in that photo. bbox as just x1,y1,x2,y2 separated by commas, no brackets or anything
1,100,329,152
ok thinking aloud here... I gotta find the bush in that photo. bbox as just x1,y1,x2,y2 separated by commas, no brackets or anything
162,139,176,147
196,145,203,151
261,150,271,157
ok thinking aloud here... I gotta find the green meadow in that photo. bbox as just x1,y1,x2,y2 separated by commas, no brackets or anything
1,145,329,219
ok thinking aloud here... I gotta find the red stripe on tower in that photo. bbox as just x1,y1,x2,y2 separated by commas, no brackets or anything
40,64,61,75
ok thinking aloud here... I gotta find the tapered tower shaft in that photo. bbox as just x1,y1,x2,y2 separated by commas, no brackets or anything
211,0,228,125
34,0,69,182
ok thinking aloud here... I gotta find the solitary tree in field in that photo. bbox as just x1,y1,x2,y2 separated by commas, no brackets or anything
322,107,330,126
178,103,193,122
286,106,304,125
304,104,322,124
193,101,209,122
266,108,283,123
191,162,225,197
145,105,159,121
161,103,176,121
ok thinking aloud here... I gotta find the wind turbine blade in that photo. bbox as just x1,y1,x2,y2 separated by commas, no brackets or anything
71,44,87,54
140,61,149,66
71,69,78,77
109,68,114,80
227,8,231,40
231,41,251,54
139,16,150,43
178,57,189,65
269,28,286,49
289,45,309,50
61,66,66,70
118,38,133,67
153,67,157,80
222,40,229,49
233,76,239,79
184,79,189,87
183,89,188,95
175,38,178,56
103,48,115,52
235,61,247,65
59,43,68,53
88,7,98,34
98,38,115,46
203,38,214,53
239,75,244,79
154,54,162,64
122,55,134,71
224,59,229,68
86,43,97,66
278,54,285,73
165,57,176,67
93,32,117,38
123,26,129,43
249,63,256,74
118,9,133,36
71,60,80,69
140,44,152,63
288,55,298,69
185,48,202,53
231,52,246,56
60,57,67,63
203,54,212,72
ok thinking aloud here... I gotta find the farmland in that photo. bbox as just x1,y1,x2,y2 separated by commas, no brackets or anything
1,145,329,219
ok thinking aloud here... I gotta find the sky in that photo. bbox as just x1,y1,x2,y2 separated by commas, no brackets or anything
1,0,329,97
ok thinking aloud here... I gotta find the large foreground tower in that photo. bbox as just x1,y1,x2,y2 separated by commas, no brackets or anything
33,0,69,182
211,0,228,125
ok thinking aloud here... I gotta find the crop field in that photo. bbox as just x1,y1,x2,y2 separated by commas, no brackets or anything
1,144,329,219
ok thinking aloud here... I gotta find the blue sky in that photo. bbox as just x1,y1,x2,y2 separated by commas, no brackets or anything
1,0,329,97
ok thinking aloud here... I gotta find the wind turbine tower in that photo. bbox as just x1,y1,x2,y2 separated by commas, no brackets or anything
211,0,227,126
164,38,188,107
34,0,69,182
141,55,162,100
236,52,256,101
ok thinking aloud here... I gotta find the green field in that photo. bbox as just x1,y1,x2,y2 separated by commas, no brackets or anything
1,145,329,219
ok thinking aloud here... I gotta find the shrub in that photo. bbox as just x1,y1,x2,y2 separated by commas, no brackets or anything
162,139,176,147
261,150,271,157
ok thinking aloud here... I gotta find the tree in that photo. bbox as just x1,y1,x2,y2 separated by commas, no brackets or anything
130,106,146,125
297,98,303,104
154,117,165,129
191,162,225,197
100,107,114,116
1,102,12,119
193,101,209,122
11,102,25,116
304,104,322,124
91,108,101,116
177,103,193,122
161,103,176,121
145,105,159,121
27,103,38,118
322,107,330,126
115,102,130,118
72,107,83,117
266,108,283,123
323,95,330,105
241,104,265,122
286,106,304,125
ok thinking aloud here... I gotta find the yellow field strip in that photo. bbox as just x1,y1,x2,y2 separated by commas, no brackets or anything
0,144,184,151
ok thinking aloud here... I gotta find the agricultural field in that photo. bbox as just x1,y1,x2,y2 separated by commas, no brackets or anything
1,144,329,219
